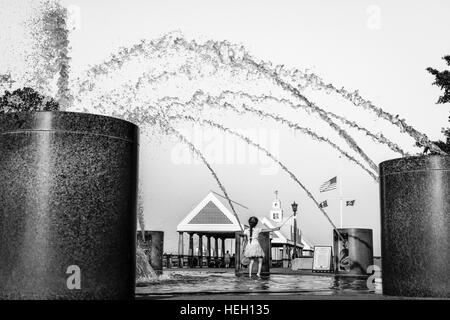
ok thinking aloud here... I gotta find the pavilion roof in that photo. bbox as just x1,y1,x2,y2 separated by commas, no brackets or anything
177,191,253,234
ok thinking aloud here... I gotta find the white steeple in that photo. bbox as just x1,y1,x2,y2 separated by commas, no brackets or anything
270,190,283,222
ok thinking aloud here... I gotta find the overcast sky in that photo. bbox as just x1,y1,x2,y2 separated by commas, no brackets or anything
3,0,450,255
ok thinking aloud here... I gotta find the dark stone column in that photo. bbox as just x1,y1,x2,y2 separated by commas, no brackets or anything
198,234,203,268
380,155,450,297
178,232,184,268
221,238,226,258
207,235,211,266
0,111,139,300
333,228,373,276
188,233,194,268
234,232,243,275
282,245,289,268
214,237,219,259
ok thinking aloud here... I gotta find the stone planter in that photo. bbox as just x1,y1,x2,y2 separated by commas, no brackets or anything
333,228,374,276
380,155,450,297
0,111,139,300
138,231,164,275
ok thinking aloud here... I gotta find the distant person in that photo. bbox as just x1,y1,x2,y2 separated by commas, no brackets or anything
224,251,231,268
231,253,235,268
243,216,280,278
292,248,299,259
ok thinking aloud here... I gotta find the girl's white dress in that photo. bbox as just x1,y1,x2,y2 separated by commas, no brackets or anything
244,227,265,258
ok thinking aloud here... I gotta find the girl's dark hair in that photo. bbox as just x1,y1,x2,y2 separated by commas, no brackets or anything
248,216,258,243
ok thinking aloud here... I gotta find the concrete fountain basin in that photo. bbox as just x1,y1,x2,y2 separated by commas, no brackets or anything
380,155,450,298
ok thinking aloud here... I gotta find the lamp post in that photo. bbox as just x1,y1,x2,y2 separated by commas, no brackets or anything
291,202,298,259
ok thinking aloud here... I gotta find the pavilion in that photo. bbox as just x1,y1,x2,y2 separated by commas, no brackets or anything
176,191,249,267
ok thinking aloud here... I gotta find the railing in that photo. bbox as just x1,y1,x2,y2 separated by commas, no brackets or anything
161,254,381,269
162,254,236,268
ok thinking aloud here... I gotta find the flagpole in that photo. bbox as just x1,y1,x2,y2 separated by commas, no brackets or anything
318,175,346,243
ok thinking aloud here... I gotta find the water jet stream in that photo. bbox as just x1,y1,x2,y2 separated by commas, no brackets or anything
167,113,346,243
326,110,410,157
137,180,146,239
237,104,379,181
158,118,244,232
76,32,439,156
213,90,409,157
79,36,384,171
281,68,445,155
87,60,409,160
74,31,185,97
27,1,72,109
241,56,380,173
157,92,379,181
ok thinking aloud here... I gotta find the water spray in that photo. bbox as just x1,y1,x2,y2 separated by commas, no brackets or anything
158,116,244,232
154,91,379,181
283,68,445,155
241,56,380,173
27,1,72,109
75,32,442,158
168,114,346,243
218,90,410,157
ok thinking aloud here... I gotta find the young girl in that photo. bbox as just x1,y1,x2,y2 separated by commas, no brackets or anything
243,216,280,277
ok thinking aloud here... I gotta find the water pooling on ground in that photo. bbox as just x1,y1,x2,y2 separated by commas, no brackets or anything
135,270,382,297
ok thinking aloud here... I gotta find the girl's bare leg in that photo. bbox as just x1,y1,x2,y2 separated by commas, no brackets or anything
257,257,263,277
248,259,254,277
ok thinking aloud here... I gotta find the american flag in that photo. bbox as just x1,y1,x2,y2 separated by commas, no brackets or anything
319,176,337,192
